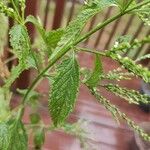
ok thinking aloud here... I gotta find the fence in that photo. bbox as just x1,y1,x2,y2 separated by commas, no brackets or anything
7,0,150,89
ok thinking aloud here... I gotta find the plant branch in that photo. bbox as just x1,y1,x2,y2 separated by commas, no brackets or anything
18,0,150,120
74,0,150,45
88,87,150,141
76,47,106,56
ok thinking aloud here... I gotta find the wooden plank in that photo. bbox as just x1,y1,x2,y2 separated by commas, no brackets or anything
44,0,51,28
84,16,97,45
124,22,144,56
133,29,150,60
52,0,66,29
94,8,112,48
121,15,134,35
104,18,121,50
67,0,76,25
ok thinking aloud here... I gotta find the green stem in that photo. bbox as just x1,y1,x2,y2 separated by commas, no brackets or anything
76,47,106,56
11,0,23,23
18,0,150,120
75,0,150,45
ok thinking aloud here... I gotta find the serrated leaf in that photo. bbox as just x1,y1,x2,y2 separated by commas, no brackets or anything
105,84,150,104
0,123,9,150
4,25,31,88
9,25,30,59
8,121,28,150
49,56,80,126
50,0,117,61
86,55,103,87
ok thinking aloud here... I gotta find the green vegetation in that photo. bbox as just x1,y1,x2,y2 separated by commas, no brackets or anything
0,0,150,149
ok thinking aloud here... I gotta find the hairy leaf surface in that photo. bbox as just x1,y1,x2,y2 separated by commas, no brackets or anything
49,56,80,126
8,121,28,150
4,25,31,88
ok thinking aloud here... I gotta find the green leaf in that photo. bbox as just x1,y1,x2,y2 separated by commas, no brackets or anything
105,84,150,104
45,29,64,52
50,0,117,61
9,25,30,60
8,121,28,150
4,25,31,88
49,56,80,126
0,123,9,150
86,55,103,87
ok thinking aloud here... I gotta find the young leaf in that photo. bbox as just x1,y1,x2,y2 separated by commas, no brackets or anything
104,84,150,104
49,56,80,126
45,29,64,51
9,25,30,59
85,55,103,87
8,121,28,150
4,25,31,88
